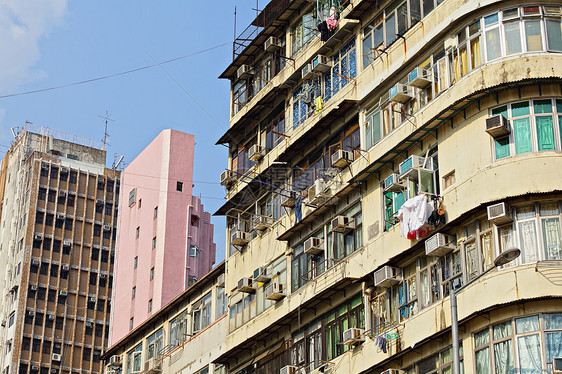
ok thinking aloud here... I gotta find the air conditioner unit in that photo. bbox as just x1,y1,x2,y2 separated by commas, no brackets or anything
237,64,253,80
425,233,455,257
85,322,93,328
103,224,112,231
96,198,104,205
144,357,162,374
62,265,70,271
28,311,35,317
280,193,296,208
381,370,405,374
487,202,512,225
56,212,65,220
311,54,331,73
249,144,266,161
280,365,297,374
217,273,225,287
52,353,62,361
265,282,286,300
485,115,510,137
34,233,43,240
109,355,122,366
331,216,355,233
304,237,324,255
48,314,55,320
231,230,251,246
301,63,314,80
252,215,273,231
253,267,271,283
264,36,282,52
59,290,68,296
31,259,40,266
58,190,66,197
407,67,432,89
308,179,330,205
237,277,256,293
100,273,107,279
331,149,354,168
342,327,365,345
389,83,414,104
62,239,71,247
32,365,39,371
374,266,402,288
553,357,562,373
89,297,96,303
399,155,426,178
383,173,405,192
220,170,237,187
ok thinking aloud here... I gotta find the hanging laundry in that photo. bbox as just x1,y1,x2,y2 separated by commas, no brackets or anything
398,194,434,239
315,96,323,113
326,6,339,31
294,195,303,225
317,21,331,42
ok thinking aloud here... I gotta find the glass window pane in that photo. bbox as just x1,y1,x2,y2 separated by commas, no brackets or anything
494,340,514,374
475,347,492,374
475,329,490,347
512,101,530,117
543,217,562,260
536,116,555,150
525,20,543,51
547,19,562,51
385,13,396,46
517,205,536,219
504,22,522,55
485,13,499,26
493,321,513,339
492,105,508,118
541,202,560,216
495,137,510,159
469,20,481,36
534,99,553,113
422,0,434,18
544,313,562,329
485,28,502,61
517,334,542,373
513,118,532,154
363,33,372,67
545,331,562,365
519,220,539,263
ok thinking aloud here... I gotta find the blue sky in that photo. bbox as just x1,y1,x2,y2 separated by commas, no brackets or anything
0,1,259,264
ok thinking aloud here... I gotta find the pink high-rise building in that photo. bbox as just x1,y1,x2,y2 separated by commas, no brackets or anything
110,129,216,344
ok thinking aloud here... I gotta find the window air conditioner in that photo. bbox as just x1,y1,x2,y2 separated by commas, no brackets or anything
249,144,266,161
311,54,331,73
487,202,512,225
31,259,40,266
331,149,354,168
220,170,238,187
48,314,55,320
383,173,405,193
217,273,225,287
100,273,107,279
399,155,426,178
52,353,62,361
301,63,314,80
103,224,112,231
231,230,251,246
264,36,282,52
85,322,93,328
280,365,298,374
32,365,39,371
331,216,355,233
58,190,66,197
237,64,253,80
252,215,273,231
407,67,432,89
62,265,70,271
34,233,43,240
342,327,365,345
96,198,104,205
280,193,296,208
30,285,37,291
89,297,96,303
59,290,68,296
62,239,72,247
144,357,162,374
389,83,414,104
425,233,455,257
308,179,330,205
374,266,402,288
237,277,256,293
28,310,35,317
56,212,65,220
304,237,324,255
553,357,562,373
485,115,510,137
253,267,271,283
265,281,286,301
381,370,405,374
109,355,123,366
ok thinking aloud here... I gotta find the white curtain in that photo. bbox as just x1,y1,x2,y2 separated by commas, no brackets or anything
494,340,513,374
517,334,542,373
476,347,492,374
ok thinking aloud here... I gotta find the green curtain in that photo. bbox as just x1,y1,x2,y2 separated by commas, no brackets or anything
495,137,510,159
514,118,532,154
536,116,555,150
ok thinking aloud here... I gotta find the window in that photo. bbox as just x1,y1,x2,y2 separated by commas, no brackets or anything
152,237,157,249
176,181,183,191
134,256,138,269
136,226,140,238
8,313,14,327
405,345,464,373
216,286,227,319
128,188,136,207
150,267,154,280
189,245,198,257
169,310,188,347
147,329,163,359
324,39,357,101
324,294,364,360
129,318,134,331
138,198,142,208
291,10,316,56
132,286,136,299
154,206,158,219
148,299,152,312
443,170,456,189
126,344,142,374
188,275,197,287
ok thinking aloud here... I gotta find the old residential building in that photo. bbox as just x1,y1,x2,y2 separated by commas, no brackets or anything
215,0,562,373
0,124,119,374
102,262,227,374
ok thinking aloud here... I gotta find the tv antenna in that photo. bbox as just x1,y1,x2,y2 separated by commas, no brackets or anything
98,111,115,150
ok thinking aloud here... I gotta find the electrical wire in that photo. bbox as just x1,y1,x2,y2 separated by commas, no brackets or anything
0,42,231,100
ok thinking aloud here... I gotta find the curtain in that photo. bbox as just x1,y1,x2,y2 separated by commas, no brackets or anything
476,347,492,374
525,20,543,51
514,118,532,154
459,45,468,76
504,21,522,55
494,340,514,374
545,331,562,364
546,19,562,51
486,28,502,61
470,37,482,68
536,116,555,150
495,137,510,159
519,221,539,263
542,218,562,260
517,334,542,373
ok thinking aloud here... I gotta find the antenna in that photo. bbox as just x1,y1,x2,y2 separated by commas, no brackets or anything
98,111,115,151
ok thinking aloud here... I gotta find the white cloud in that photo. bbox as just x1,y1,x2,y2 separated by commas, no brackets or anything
0,0,68,93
